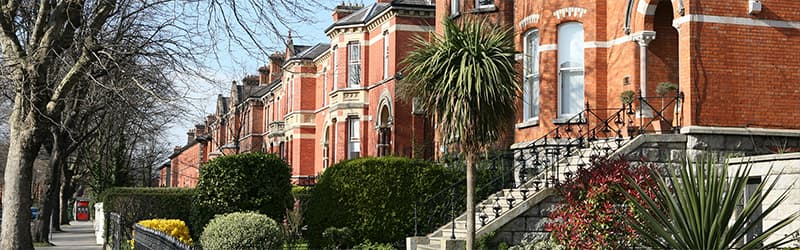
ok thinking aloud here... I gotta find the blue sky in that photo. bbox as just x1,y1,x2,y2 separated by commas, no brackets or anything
165,2,345,148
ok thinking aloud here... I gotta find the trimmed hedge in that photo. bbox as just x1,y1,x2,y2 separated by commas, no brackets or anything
191,152,292,237
200,212,283,250
98,187,195,245
305,157,457,247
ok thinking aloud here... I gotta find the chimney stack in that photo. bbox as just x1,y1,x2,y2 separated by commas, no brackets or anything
258,66,270,85
242,75,259,86
187,129,195,145
332,3,363,22
268,53,285,83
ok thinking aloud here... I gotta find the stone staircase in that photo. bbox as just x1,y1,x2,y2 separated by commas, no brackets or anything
408,137,634,250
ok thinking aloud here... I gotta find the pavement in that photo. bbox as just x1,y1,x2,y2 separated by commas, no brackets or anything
37,221,102,250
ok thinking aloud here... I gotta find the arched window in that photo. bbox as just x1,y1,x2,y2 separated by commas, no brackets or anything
523,29,540,121
557,22,585,118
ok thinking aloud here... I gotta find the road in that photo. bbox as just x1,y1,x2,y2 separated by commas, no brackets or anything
37,221,102,250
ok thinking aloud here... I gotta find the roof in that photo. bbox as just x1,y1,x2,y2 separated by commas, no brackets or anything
169,140,199,159
325,1,434,33
290,43,331,61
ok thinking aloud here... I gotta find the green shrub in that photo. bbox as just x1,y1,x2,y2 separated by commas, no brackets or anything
98,187,194,247
353,240,396,250
191,152,292,237
305,157,457,247
200,212,282,250
322,227,354,249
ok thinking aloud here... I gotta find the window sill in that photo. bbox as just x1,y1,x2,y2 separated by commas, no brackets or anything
470,5,497,14
516,119,539,129
553,117,586,125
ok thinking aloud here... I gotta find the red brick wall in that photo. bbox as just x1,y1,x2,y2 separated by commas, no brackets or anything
508,0,800,146
169,143,201,187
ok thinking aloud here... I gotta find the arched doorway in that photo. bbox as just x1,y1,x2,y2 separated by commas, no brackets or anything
646,0,680,129
377,104,392,156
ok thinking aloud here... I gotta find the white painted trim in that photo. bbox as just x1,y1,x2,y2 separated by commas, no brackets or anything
681,125,800,137
518,14,541,28
584,36,633,48
637,0,657,15
673,14,800,29
367,24,434,45
540,44,557,51
542,35,634,51
554,7,588,20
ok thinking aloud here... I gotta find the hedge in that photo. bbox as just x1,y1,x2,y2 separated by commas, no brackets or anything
305,157,457,247
98,187,195,245
191,152,292,237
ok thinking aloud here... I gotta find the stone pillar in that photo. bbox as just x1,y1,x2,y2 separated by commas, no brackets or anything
94,203,104,245
632,31,656,116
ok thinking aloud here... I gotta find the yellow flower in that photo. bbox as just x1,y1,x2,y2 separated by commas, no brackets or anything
135,219,193,245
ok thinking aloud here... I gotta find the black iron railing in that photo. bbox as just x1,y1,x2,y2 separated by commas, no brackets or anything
411,93,684,238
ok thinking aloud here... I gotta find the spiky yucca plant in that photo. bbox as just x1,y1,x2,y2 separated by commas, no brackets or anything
398,17,519,248
624,158,798,249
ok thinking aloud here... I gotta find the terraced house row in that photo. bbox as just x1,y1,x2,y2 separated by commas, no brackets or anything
162,0,800,192
161,0,437,187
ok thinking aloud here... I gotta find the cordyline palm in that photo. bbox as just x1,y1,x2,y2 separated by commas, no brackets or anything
398,18,519,248
624,158,798,249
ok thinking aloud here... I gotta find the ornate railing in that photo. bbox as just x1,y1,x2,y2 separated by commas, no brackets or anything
133,224,193,250
412,151,515,237
411,92,683,239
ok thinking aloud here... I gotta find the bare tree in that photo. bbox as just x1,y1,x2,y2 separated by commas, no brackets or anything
1,0,327,247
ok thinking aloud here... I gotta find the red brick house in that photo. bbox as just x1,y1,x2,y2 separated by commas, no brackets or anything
160,125,210,187
165,0,437,186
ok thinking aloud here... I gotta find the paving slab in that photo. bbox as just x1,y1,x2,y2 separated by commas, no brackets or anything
37,221,102,250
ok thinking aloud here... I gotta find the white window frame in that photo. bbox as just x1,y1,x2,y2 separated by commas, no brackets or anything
523,29,540,122
557,22,585,119
332,46,339,90
289,77,295,112
347,118,360,159
383,31,390,79
347,41,361,87
322,68,328,106
476,0,494,9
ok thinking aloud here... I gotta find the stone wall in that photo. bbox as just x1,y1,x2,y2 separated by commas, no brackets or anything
490,196,560,246
728,153,800,248
682,126,800,162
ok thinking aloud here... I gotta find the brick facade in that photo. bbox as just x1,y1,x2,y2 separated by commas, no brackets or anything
167,1,436,186
447,0,800,146
165,0,800,187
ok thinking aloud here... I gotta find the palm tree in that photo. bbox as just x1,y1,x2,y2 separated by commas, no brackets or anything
624,158,799,249
398,17,519,248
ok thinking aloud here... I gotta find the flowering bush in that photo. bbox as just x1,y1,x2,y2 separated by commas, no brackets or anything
137,219,193,245
548,158,659,249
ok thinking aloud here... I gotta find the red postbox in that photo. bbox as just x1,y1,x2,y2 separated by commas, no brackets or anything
74,200,90,221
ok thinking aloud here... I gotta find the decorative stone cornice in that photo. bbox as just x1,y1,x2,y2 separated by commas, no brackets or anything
631,30,656,46
518,14,540,29
554,7,587,20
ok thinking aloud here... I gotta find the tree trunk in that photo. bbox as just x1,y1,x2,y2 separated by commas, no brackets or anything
465,152,477,249
60,165,76,226
33,133,66,242
1,107,44,250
